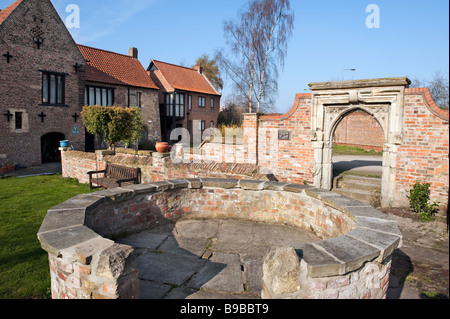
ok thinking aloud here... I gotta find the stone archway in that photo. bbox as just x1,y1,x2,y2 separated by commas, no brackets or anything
308,77,411,208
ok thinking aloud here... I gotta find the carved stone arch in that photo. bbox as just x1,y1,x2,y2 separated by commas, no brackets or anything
328,106,387,145
308,77,411,208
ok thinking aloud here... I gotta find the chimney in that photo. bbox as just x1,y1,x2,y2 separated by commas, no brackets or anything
129,47,138,59
194,63,203,74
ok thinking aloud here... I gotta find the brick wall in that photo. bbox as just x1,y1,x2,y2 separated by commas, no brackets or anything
394,88,449,207
39,179,401,299
60,149,268,186
0,0,86,167
257,94,315,184
333,110,384,152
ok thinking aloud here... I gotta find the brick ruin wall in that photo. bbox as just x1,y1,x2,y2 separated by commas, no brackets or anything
38,179,401,299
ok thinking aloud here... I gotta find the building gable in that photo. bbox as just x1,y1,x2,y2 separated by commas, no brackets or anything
148,60,221,96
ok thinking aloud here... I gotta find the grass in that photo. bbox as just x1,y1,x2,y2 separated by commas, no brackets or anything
333,144,383,156
0,175,93,299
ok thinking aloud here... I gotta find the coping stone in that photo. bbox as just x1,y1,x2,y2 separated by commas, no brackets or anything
354,217,402,237
263,181,290,191
283,184,313,193
92,187,135,202
320,195,371,211
304,188,342,199
185,178,203,189
168,179,190,189
38,208,86,234
38,225,100,257
122,183,157,194
48,193,105,212
314,235,380,275
147,181,173,192
343,206,394,221
201,178,239,189
347,227,401,261
296,243,342,278
239,179,265,190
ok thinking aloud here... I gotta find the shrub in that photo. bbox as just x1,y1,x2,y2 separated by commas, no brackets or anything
408,181,440,222
81,105,144,150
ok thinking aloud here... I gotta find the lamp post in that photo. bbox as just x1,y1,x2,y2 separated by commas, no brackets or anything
341,69,356,80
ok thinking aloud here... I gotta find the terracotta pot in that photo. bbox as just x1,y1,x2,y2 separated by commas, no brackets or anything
155,142,170,153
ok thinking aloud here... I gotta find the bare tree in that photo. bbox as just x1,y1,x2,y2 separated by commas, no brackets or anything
410,71,449,110
217,0,294,113
192,54,224,92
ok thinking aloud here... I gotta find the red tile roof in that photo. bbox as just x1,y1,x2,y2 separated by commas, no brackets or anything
150,60,220,96
78,45,159,90
0,0,23,25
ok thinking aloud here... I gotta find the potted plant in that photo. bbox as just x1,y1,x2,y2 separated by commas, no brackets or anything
155,142,171,153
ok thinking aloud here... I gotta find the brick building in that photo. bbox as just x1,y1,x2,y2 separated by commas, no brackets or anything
78,45,161,150
0,0,162,167
148,60,221,143
0,0,86,167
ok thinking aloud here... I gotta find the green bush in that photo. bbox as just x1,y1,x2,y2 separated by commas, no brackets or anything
408,181,440,222
81,105,144,150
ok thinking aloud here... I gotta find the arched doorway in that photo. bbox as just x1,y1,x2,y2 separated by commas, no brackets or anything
309,77,410,208
330,109,384,206
41,132,65,163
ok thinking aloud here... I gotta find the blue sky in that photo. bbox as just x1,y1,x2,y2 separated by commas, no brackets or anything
34,1,450,112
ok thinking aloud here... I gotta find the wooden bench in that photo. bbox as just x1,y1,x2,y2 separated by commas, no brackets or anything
88,163,141,190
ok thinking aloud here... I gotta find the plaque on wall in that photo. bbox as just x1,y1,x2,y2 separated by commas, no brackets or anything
278,130,291,141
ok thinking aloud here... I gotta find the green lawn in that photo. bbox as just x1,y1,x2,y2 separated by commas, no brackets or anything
333,144,383,156
0,175,93,299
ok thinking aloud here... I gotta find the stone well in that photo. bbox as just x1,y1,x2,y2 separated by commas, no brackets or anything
37,178,402,299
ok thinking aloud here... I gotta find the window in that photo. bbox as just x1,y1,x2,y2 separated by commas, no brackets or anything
166,93,185,118
198,120,205,131
188,95,192,110
199,96,206,108
15,112,23,130
85,86,114,106
210,98,214,108
210,121,214,128
42,72,65,105
130,91,142,107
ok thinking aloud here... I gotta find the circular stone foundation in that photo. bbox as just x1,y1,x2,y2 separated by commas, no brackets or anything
37,178,402,299
118,218,321,299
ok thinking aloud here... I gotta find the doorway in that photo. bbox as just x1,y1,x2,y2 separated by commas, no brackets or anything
331,109,384,206
41,132,65,163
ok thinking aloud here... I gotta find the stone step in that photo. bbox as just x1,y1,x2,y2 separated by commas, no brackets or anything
339,174,381,185
338,180,381,192
333,188,380,206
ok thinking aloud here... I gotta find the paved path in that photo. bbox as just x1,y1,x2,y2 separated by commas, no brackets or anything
1,162,61,178
333,154,382,176
118,219,321,299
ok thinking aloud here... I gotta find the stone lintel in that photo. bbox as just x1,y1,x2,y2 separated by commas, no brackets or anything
308,77,411,91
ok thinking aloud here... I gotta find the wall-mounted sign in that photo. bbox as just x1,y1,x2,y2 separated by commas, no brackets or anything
278,130,291,141
71,125,80,136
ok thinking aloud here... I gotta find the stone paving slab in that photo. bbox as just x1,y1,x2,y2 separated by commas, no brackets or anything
121,219,321,299
187,252,244,293
137,252,207,286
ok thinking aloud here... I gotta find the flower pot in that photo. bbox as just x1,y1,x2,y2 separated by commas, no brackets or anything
155,142,170,153
60,140,70,147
